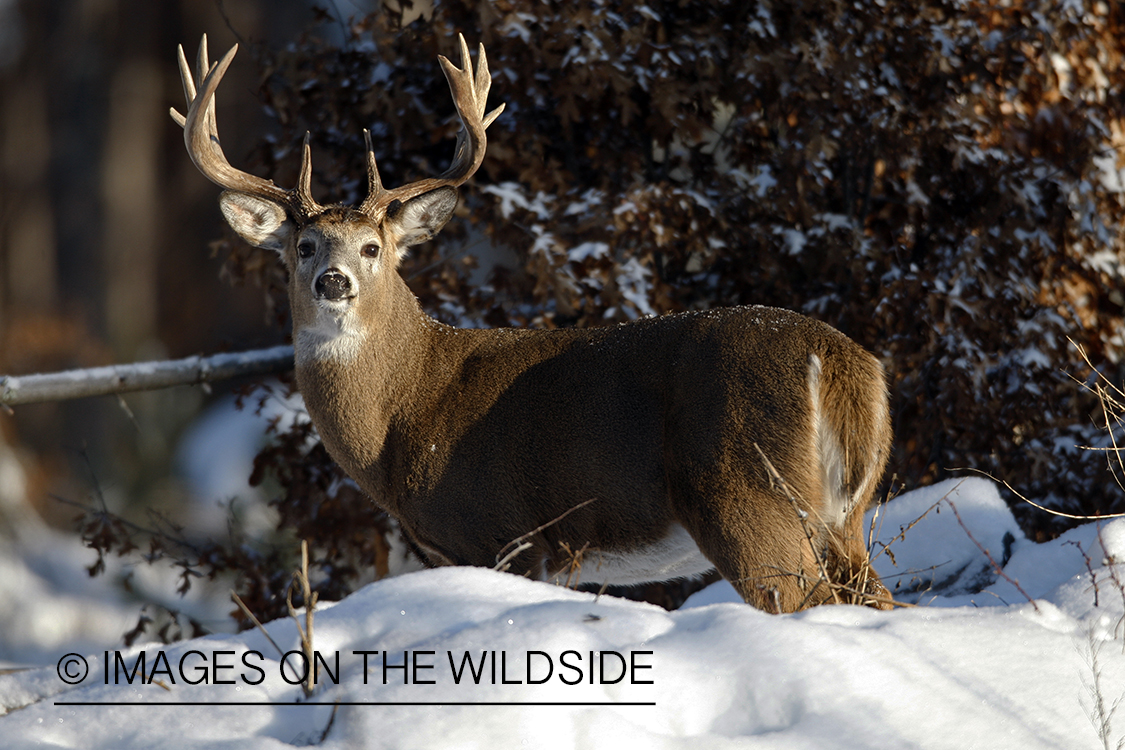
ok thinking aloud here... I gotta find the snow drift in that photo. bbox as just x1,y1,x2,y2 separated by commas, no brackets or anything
0,478,1123,749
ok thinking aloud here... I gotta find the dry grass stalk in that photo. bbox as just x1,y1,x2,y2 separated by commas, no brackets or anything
557,540,591,589
286,539,318,698
1082,629,1125,750
231,590,286,660
1071,340,1125,494
493,498,597,573
753,442,842,607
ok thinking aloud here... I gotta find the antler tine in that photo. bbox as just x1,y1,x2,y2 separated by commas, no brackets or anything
472,40,506,130
294,133,321,217
356,129,385,215
433,35,505,184
170,36,214,139
361,34,504,218
195,34,209,100
170,36,322,220
169,44,193,127
194,36,222,147
363,130,384,193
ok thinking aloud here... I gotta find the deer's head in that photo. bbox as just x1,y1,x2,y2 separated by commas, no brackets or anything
170,35,503,350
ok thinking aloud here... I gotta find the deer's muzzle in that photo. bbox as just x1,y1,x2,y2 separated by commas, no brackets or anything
315,269,353,300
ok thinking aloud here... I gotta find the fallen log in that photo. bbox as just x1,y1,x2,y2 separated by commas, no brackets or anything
0,345,294,407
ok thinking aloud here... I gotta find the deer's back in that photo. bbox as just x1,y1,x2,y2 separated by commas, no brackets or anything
373,305,886,574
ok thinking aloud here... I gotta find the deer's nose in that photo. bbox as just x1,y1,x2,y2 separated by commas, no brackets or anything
315,269,352,300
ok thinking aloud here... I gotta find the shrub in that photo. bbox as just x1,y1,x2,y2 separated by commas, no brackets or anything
91,0,1125,626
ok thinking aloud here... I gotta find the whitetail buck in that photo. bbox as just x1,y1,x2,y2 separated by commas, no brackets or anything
172,35,893,612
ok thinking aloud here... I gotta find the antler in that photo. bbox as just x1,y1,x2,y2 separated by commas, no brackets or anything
357,33,505,219
171,34,502,224
170,35,323,221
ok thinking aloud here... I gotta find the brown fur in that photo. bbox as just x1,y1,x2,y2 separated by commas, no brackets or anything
277,226,894,611
178,37,893,612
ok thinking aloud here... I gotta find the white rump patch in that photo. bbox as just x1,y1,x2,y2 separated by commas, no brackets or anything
549,523,714,587
809,354,849,528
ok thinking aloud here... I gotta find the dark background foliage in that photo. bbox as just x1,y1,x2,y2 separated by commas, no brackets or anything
241,0,1125,516
227,0,1125,619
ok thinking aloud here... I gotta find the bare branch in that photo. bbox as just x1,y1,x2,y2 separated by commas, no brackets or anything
231,590,287,660
286,539,318,698
492,541,533,573
754,442,841,606
954,467,1125,521
0,345,294,407
945,497,1040,613
494,498,597,569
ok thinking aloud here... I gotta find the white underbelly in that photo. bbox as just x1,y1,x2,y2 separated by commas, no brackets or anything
549,523,715,587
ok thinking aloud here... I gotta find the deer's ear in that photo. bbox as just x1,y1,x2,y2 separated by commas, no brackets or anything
219,191,293,253
384,187,457,255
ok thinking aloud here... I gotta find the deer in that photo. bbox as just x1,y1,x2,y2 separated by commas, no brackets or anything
171,34,894,613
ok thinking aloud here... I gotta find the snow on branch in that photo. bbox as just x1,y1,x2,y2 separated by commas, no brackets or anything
0,345,294,407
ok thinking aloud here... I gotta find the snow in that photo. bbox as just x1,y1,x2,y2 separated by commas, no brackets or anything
0,521,141,669
0,499,232,670
1,478,1123,748
866,477,1026,601
781,227,807,255
905,179,931,206
567,242,610,263
616,257,657,318
175,387,304,536
729,165,777,197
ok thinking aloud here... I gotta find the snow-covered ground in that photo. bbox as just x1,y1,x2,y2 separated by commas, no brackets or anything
1,476,1122,748
0,394,298,670
0,489,237,670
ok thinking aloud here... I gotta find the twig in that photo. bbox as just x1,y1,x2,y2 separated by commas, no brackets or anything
52,493,203,556
78,445,110,514
868,474,904,562
0,345,294,407
1067,539,1101,609
559,540,591,589
1086,382,1125,492
955,467,1125,520
1069,338,1125,493
945,497,1040,613
116,394,141,433
323,0,351,51
753,566,914,610
1081,629,1125,750
494,498,597,570
754,443,840,605
214,0,247,46
492,541,532,573
866,498,885,562
286,540,318,698
317,702,341,745
231,591,287,660
1095,524,1125,647
867,493,948,565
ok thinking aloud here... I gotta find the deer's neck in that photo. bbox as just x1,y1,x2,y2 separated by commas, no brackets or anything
292,281,455,498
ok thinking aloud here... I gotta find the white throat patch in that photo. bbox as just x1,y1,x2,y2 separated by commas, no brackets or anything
295,303,367,365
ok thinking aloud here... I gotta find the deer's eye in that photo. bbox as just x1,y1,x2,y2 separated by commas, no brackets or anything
361,243,380,258
297,241,315,259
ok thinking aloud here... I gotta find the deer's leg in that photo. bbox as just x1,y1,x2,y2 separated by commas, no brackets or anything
824,503,894,610
676,489,832,613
